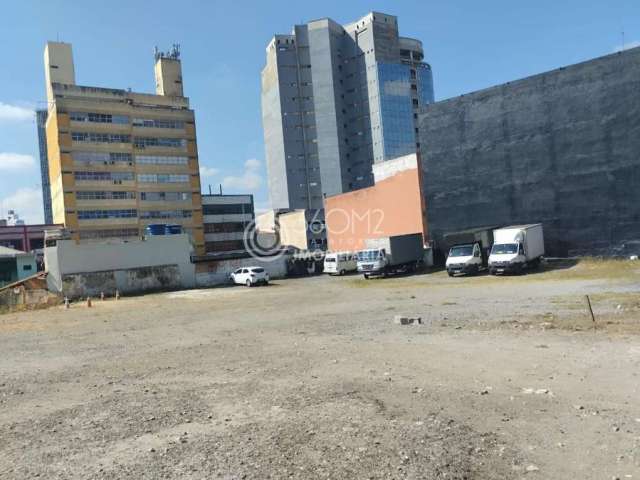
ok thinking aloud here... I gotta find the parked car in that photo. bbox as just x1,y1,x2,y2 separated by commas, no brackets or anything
323,252,357,275
230,267,269,286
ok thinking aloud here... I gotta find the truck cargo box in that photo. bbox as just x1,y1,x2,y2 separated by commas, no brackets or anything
364,233,424,267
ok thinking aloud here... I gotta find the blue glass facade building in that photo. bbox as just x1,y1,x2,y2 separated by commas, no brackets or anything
262,12,435,210
377,64,417,159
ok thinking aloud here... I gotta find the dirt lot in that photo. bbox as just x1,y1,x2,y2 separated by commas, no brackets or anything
1,259,639,479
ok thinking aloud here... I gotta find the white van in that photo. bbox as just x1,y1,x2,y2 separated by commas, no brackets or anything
324,252,357,275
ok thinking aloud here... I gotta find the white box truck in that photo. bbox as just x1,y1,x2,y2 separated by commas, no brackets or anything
488,224,544,275
357,233,424,279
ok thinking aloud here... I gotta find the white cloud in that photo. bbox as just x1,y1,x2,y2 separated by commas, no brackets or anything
244,158,261,170
0,152,36,171
222,158,263,191
199,165,220,177
0,187,44,224
0,102,34,122
613,40,640,52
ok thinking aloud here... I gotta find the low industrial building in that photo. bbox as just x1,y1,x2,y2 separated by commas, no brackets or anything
277,209,326,251
419,46,640,257
202,194,254,255
255,208,326,252
45,230,196,298
0,247,38,287
324,153,427,252
0,223,63,252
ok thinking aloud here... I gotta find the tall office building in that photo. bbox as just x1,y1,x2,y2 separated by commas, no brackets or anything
261,11,434,210
36,109,53,224
43,42,205,253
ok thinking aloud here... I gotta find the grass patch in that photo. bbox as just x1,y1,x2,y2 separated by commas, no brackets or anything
544,257,640,280
344,258,639,291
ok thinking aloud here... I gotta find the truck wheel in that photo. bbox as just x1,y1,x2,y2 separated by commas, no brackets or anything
447,271,454,277
364,273,370,280
340,269,346,276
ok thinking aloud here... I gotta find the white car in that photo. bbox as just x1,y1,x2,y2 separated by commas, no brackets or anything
230,267,269,287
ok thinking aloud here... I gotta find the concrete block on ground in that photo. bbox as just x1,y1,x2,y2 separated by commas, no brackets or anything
394,315,423,325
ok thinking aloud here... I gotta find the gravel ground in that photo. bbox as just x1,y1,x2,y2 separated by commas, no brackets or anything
0,261,639,479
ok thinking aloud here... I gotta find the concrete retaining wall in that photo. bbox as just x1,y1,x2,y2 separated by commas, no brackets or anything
418,47,640,257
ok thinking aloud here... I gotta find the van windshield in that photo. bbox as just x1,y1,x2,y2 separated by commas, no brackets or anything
357,250,380,261
491,243,518,255
449,245,474,257
325,257,336,263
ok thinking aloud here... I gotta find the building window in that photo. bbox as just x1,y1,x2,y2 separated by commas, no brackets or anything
71,132,131,143
202,204,252,215
133,137,187,149
139,210,192,219
135,155,188,165
72,152,133,164
77,209,138,220
23,264,33,271
132,118,185,129
137,174,189,183
204,221,249,233
76,191,136,200
75,171,135,182
205,240,246,253
70,112,129,124
140,191,191,201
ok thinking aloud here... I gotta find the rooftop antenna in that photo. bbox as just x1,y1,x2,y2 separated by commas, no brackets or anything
219,184,223,195
622,30,626,51
208,184,212,195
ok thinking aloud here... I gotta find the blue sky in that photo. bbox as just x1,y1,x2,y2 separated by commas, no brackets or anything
0,1,638,222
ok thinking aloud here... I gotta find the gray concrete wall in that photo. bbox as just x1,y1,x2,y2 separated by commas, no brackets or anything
45,234,195,297
195,256,288,287
419,47,640,257
61,265,182,298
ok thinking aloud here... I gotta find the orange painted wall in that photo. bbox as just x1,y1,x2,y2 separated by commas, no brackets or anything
324,166,427,252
